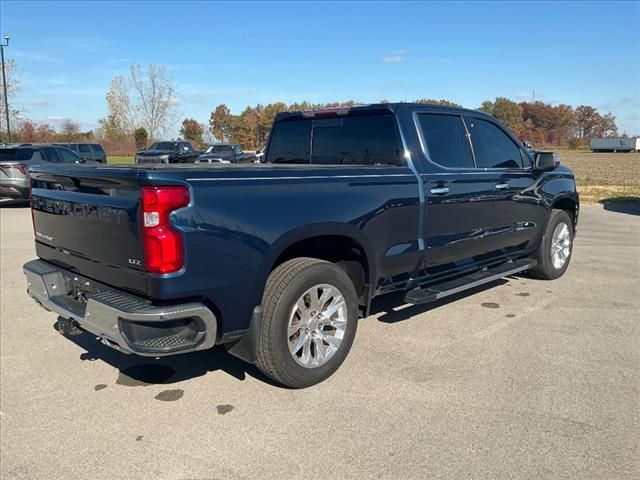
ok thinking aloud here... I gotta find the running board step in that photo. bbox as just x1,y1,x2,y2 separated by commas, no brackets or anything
404,258,537,305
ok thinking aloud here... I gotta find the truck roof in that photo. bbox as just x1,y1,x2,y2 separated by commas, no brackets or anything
275,102,491,122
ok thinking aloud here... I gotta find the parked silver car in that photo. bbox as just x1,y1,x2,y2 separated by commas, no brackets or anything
0,144,91,199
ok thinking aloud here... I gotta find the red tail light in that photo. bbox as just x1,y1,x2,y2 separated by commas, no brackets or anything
16,164,27,175
141,186,190,274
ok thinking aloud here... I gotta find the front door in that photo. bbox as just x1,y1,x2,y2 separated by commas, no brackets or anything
464,116,547,256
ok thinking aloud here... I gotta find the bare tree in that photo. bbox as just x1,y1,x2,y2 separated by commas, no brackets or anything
60,119,80,141
102,64,178,141
130,65,177,139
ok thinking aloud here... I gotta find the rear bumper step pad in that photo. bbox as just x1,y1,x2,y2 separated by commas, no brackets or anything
23,259,217,356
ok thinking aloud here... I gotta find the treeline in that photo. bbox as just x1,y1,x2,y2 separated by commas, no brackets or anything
3,60,623,154
10,97,621,155
478,98,618,148
15,118,93,143
208,98,620,151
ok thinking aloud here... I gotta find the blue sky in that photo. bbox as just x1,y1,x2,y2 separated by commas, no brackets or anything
2,0,639,135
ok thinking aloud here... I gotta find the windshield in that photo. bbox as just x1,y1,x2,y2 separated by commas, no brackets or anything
148,142,178,151
0,148,35,163
205,145,235,158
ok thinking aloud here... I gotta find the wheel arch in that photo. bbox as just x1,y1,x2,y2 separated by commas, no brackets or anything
256,223,376,305
550,194,579,231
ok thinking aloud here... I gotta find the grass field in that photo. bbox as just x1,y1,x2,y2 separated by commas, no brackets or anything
558,150,640,203
108,151,639,204
107,156,134,164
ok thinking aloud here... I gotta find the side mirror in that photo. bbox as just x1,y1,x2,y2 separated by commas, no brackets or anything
535,151,559,171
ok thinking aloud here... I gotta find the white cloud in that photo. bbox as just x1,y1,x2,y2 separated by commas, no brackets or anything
12,50,62,64
383,50,407,63
383,55,404,64
47,116,64,121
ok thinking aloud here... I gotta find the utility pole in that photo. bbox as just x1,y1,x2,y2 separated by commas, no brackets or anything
0,35,10,142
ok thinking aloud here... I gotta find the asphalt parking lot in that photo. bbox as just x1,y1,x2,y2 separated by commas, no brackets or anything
1,201,638,480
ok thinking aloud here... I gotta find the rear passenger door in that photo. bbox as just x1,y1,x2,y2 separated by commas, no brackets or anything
77,144,93,161
416,113,505,276
465,116,546,256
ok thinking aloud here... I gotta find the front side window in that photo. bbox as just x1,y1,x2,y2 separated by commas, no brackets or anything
465,117,523,169
267,119,312,164
149,142,177,151
56,148,81,163
417,113,475,169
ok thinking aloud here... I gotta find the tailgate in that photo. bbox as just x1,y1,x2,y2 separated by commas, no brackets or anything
29,167,147,295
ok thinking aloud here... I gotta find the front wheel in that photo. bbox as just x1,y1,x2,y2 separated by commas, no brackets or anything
529,209,574,280
256,258,358,388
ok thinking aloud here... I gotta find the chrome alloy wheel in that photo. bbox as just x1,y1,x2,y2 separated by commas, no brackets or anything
287,284,348,368
551,222,571,269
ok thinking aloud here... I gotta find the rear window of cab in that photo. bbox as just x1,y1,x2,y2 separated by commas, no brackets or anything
267,114,403,166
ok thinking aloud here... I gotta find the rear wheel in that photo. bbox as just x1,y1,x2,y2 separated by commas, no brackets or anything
529,209,574,280
256,257,358,388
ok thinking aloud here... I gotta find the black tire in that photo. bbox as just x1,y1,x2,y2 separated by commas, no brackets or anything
529,209,574,280
256,257,358,388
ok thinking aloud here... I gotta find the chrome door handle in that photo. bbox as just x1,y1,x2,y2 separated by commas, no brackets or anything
495,183,510,190
430,187,449,195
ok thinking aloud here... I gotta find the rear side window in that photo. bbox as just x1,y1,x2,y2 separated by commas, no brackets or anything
41,147,60,163
78,144,92,153
465,117,523,169
267,119,312,164
0,148,36,162
91,144,104,153
417,114,474,169
311,115,401,165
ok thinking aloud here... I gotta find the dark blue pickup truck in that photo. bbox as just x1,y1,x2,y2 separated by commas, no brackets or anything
23,103,578,388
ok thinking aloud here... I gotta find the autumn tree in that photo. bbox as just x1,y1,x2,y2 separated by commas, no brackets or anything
415,98,462,107
18,119,37,142
180,118,204,147
209,104,234,143
574,105,600,138
479,97,523,134
232,106,260,148
595,113,618,137
133,127,148,150
35,123,56,142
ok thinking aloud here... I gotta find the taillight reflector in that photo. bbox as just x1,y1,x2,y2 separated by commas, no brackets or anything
141,186,190,274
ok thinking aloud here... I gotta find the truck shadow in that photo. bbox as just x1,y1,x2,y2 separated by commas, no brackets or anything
370,278,510,323
599,198,640,216
53,319,283,388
